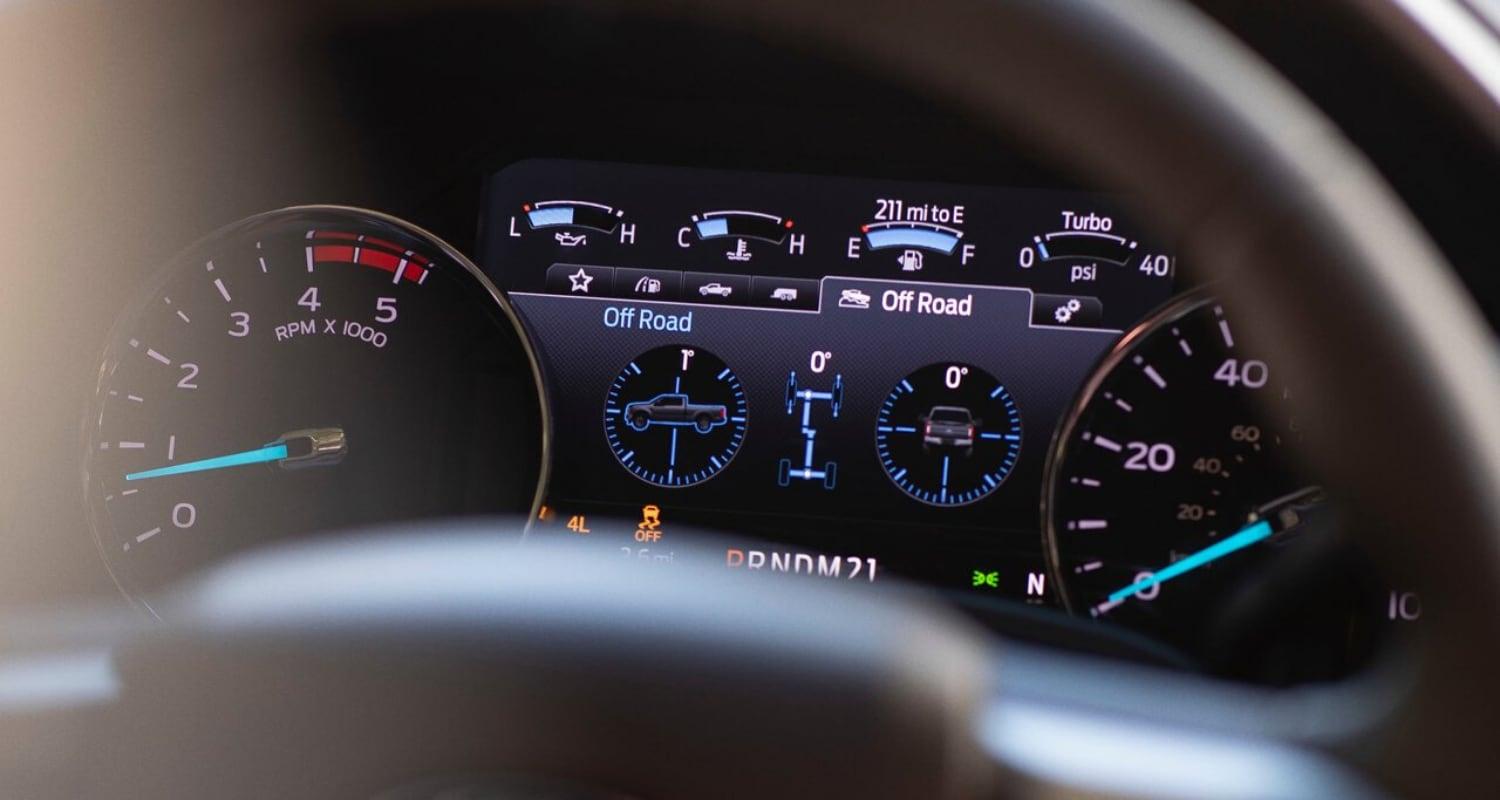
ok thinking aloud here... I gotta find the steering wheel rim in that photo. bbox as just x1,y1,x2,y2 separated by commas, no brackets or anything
3,0,1497,796
700,0,1500,792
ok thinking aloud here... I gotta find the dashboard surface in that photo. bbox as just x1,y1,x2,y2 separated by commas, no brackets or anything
55,153,1403,683
2,0,1474,692
5,1,1500,797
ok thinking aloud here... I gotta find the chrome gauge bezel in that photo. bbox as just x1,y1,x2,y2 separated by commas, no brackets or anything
1039,290,1215,617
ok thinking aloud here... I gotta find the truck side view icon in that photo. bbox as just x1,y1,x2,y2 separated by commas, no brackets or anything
624,393,729,433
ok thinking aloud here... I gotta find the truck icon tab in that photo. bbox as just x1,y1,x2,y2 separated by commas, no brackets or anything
625,393,729,433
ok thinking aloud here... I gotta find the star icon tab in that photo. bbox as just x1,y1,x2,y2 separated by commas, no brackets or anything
546,264,613,297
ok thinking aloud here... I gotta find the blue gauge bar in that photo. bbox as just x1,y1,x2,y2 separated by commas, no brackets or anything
524,201,623,233
1034,231,1137,264
862,222,963,255
693,211,790,244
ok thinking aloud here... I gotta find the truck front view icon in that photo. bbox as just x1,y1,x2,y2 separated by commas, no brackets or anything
625,393,729,433
921,405,978,450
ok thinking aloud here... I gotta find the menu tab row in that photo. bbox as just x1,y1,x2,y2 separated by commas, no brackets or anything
544,263,819,311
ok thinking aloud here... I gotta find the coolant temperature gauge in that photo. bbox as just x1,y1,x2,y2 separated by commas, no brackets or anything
678,209,805,263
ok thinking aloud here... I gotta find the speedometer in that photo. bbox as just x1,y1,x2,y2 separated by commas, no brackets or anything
83,207,544,614
1042,294,1317,644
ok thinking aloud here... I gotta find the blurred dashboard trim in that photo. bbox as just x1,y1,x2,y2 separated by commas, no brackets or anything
1354,0,1500,138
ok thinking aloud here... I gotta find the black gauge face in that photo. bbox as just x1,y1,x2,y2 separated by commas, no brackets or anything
1044,296,1311,642
875,363,1022,506
603,345,747,487
84,207,543,613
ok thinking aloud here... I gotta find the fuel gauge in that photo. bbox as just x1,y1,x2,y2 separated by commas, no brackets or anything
846,198,977,273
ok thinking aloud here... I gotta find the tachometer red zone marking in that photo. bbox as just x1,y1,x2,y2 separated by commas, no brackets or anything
306,230,430,284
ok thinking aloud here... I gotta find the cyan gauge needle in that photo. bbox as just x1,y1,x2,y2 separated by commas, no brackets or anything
1106,519,1273,603
124,427,346,481
1106,486,1322,603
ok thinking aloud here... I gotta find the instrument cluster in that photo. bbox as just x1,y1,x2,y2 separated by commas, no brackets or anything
81,159,1399,679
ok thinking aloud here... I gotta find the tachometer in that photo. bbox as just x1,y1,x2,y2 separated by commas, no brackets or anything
1042,295,1315,643
84,207,544,614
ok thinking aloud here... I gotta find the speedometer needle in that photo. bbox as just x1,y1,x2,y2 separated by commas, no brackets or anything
124,427,346,481
1106,519,1273,603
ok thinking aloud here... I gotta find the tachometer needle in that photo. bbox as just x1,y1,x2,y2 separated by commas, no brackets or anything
124,443,288,481
1106,519,1273,603
123,427,346,482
